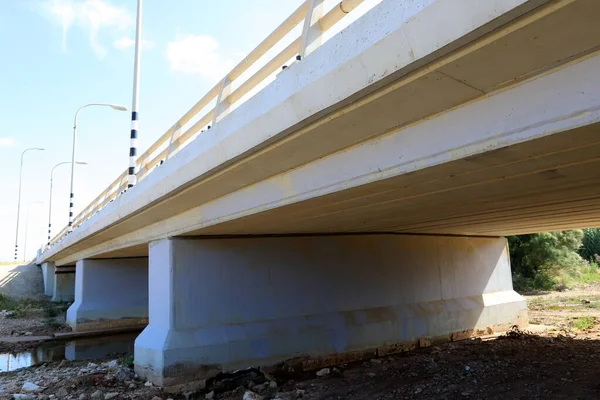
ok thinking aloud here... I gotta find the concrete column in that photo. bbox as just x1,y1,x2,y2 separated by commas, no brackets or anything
41,262,56,297
51,267,75,303
66,258,149,332
134,234,527,386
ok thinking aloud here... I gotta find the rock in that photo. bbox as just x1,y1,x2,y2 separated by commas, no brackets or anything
24,332,33,336
315,368,330,377
104,393,119,400
269,381,278,389
205,392,215,400
144,381,153,387
243,391,263,400
150,397,162,400
370,358,382,364
465,365,471,371
115,368,134,382
367,373,376,378
38,395,50,400
419,338,432,348
22,382,42,393
87,363,98,369
295,389,305,398
12,395,34,400
91,391,103,400
56,388,69,399
128,384,136,390
79,395,87,400
58,360,70,368
103,360,119,369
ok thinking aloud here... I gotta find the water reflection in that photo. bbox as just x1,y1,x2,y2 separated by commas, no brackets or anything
0,333,138,372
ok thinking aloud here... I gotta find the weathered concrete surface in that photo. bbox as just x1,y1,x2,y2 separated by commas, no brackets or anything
134,234,527,386
41,262,56,297
0,263,44,299
51,268,75,303
66,258,148,332
40,0,600,266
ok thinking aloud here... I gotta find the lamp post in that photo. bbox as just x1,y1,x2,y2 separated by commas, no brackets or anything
23,201,43,263
48,161,87,245
68,103,127,231
14,147,45,261
128,0,143,188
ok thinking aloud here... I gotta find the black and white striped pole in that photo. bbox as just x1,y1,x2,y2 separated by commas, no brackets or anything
68,103,127,232
128,0,143,188
48,161,86,245
14,147,45,261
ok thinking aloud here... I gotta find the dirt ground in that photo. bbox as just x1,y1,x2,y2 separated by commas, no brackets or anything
2,283,600,399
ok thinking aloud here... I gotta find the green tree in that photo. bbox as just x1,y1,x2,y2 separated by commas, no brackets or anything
508,230,584,291
579,228,600,262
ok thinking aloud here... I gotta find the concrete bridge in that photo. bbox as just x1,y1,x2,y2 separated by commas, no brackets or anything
37,0,600,386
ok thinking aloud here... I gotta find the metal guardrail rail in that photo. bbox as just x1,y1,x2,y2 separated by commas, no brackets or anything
45,0,367,251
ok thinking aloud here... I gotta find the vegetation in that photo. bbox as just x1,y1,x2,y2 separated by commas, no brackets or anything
571,316,595,331
0,293,69,323
579,228,600,262
509,230,600,292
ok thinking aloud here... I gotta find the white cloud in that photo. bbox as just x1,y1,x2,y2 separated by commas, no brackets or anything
165,34,235,82
38,0,132,58
113,37,155,51
0,137,15,148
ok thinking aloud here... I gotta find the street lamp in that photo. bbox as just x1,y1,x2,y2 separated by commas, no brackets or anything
14,147,45,261
23,201,43,263
128,0,143,189
68,103,127,231
48,161,87,245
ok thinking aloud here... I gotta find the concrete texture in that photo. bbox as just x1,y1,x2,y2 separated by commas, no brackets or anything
0,263,44,299
134,234,527,386
52,269,75,303
66,258,148,332
40,0,600,266
41,262,56,297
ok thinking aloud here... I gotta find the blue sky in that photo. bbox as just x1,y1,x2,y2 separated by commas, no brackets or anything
0,0,377,261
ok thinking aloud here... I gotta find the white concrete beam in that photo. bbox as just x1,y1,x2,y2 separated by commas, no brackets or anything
52,48,600,265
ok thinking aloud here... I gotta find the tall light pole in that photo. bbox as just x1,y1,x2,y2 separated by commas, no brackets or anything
69,103,127,231
128,0,143,188
15,147,45,261
23,201,43,263
48,161,87,245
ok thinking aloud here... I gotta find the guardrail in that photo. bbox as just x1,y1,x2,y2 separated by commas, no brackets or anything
45,0,367,252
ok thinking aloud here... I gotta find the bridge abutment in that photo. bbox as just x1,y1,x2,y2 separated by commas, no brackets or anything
134,234,527,386
66,258,149,332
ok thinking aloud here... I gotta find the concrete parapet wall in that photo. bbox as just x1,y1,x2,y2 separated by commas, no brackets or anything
66,258,149,331
134,234,527,386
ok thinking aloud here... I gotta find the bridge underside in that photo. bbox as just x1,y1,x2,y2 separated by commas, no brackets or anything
42,0,600,265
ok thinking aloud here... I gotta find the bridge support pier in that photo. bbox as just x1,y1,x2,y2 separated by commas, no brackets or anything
134,234,527,386
66,258,149,332
41,262,56,297
51,266,75,303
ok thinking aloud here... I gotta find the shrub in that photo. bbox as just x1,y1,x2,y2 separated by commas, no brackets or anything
579,228,600,262
508,230,585,291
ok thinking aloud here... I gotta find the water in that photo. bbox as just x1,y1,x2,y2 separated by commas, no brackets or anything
0,333,138,372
